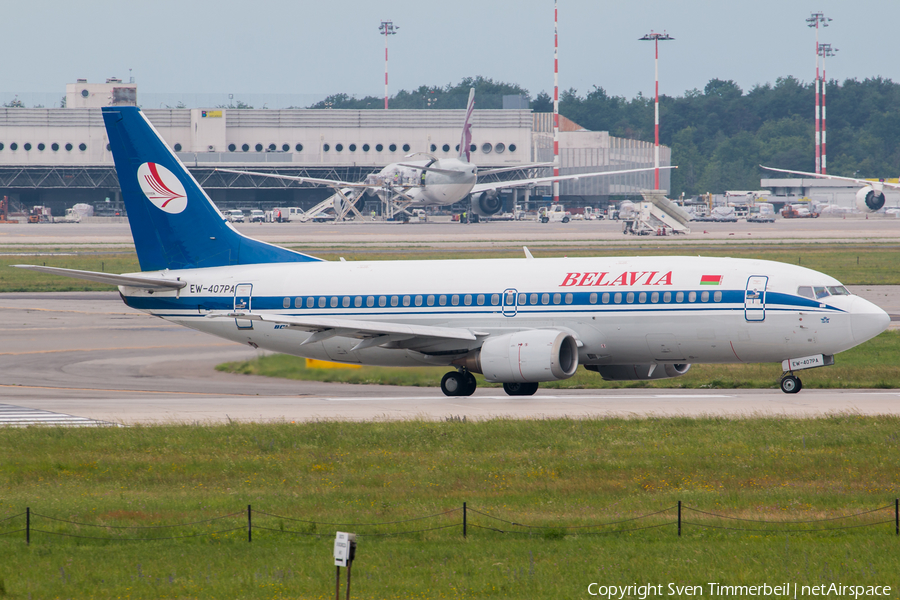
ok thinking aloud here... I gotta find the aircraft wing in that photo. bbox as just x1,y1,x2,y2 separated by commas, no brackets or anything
470,165,675,194
477,162,556,176
12,265,187,290
213,312,482,351
214,168,370,189
760,165,900,190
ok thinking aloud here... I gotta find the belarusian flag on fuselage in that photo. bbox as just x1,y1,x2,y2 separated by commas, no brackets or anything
700,275,723,286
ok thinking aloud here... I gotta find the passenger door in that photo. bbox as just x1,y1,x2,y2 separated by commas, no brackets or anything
744,276,767,322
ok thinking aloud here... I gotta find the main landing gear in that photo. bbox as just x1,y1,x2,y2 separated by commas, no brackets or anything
441,370,477,397
780,373,803,394
503,382,539,396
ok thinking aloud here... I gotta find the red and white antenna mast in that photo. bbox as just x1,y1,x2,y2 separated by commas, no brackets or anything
379,20,398,110
639,30,674,190
818,43,838,175
807,12,830,173
552,0,559,203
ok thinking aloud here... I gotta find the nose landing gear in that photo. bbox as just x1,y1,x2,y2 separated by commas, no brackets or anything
780,373,803,394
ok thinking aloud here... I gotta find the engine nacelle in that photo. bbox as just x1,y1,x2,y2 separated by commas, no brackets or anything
470,191,503,217
454,330,579,383
856,186,886,213
586,363,691,381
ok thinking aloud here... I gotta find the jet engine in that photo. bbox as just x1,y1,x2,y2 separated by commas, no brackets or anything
453,330,579,382
585,363,691,381
856,186,886,213
470,191,503,217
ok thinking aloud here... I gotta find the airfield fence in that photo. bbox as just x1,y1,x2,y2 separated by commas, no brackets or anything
0,501,897,544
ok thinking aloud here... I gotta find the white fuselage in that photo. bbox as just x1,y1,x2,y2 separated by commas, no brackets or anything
119,256,889,370
377,158,477,206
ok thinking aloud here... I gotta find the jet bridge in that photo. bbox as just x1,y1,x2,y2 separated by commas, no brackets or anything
622,190,691,235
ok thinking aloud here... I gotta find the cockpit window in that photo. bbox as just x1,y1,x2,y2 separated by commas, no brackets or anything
798,285,852,300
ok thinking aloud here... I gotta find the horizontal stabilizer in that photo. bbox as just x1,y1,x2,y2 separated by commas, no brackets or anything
12,265,187,290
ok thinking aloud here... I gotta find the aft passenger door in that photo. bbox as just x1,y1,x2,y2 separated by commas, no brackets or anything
234,283,253,330
744,276,767,322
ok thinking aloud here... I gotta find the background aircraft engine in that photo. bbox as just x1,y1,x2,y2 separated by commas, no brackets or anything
586,363,691,381
470,191,503,216
856,187,886,212
458,330,579,382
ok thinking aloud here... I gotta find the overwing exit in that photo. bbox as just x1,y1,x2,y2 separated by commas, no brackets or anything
14,107,889,398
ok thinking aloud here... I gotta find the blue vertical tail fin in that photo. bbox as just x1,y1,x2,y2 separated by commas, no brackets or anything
102,106,320,272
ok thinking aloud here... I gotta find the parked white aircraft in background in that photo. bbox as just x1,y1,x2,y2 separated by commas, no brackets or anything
13,107,890,397
761,165,900,213
218,89,672,221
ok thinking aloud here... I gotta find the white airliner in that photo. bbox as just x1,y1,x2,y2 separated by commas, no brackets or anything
761,165,900,213
14,107,890,397
217,89,671,220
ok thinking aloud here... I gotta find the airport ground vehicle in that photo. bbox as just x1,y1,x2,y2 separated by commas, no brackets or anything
781,205,819,218
224,209,244,223
249,210,266,223
538,205,570,223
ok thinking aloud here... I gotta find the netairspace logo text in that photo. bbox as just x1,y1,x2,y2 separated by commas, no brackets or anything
586,582,893,599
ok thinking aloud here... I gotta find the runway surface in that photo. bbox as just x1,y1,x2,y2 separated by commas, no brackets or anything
2,291,899,425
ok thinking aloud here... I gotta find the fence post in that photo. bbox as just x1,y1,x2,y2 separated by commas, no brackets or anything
248,504,252,543
26,507,30,545
677,501,681,537
463,502,467,538
895,499,898,536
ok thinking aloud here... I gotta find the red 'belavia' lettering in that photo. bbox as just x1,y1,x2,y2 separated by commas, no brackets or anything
560,271,673,287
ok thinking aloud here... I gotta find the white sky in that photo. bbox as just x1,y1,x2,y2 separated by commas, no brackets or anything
6,0,897,106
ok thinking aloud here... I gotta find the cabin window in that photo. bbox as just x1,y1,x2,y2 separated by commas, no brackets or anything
451,295,459,306
367,296,375,308
676,292,684,302
701,291,709,303
415,296,422,306
295,298,303,309
354,297,362,308
638,292,647,303
330,297,338,308
476,294,485,306
541,293,550,305
307,297,315,308
614,293,622,304
464,295,472,306
517,293,526,305
553,293,561,305
318,297,326,308
427,295,435,306
589,293,597,304
530,293,538,305
602,293,610,304
439,295,447,306
663,292,671,303
565,293,573,304
688,292,697,303
714,291,723,302
402,295,410,307
651,292,659,303
283,297,290,309
491,294,500,306
342,297,350,308
626,292,635,304
390,296,399,307
378,296,386,307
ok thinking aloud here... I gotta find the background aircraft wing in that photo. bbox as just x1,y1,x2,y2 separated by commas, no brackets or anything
470,165,675,194
213,312,482,351
760,165,900,190
476,162,556,176
215,168,370,189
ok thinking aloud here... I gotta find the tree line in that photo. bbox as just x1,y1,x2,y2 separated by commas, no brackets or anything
310,75,900,197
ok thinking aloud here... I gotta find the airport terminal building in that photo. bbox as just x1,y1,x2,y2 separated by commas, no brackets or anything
0,80,670,216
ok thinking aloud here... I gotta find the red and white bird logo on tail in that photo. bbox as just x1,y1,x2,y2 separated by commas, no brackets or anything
137,162,187,214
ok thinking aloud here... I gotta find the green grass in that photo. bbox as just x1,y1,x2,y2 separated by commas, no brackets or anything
218,330,900,390
1,418,899,598
4,244,900,291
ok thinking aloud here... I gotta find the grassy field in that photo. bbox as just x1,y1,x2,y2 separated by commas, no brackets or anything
217,330,900,390
0,418,899,599
4,244,900,291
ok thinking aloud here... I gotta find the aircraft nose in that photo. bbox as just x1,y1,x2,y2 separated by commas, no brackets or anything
849,296,891,344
